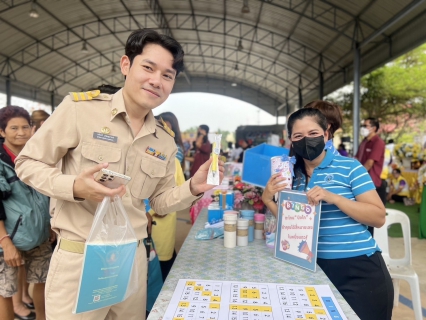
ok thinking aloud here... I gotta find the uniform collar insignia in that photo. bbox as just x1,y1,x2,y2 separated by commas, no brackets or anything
69,90,101,102
159,117,175,138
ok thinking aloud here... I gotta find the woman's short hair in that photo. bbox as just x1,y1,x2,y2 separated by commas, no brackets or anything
0,106,31,131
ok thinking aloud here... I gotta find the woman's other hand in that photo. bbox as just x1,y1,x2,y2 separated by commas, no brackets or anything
306,185,338,206
2,238,23,267
262,173,289,205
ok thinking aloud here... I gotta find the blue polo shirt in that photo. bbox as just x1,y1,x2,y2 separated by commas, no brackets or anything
293,150,381,259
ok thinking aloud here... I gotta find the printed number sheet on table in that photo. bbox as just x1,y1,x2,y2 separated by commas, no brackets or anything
163,279,347,320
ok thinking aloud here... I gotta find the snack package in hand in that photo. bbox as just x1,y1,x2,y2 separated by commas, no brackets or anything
207,134,222,185
271,154,296,187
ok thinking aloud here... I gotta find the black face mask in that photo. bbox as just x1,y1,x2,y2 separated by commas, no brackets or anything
292,136,325,161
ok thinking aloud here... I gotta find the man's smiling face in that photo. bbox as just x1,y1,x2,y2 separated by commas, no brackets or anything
121,43,176,112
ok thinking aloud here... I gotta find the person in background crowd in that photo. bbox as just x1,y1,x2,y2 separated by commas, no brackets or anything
189,141,196,155
0,106,52,320
30,110,50,132
184,141,197,180
147,157,185,282
262,108,392,320
417,160,426,188
183,140,191,154
15,29,224,320
149,112,185,280
157,112,185,171
304,100,343,155
8,109,53,320
386,139,395,154
337,144,348,157
237,139,251,163
355,118,386,236
230,141,243,162
190,124,211,177
223,141,233,161
247,139,254,148
380,142,393,189
387,169,409,203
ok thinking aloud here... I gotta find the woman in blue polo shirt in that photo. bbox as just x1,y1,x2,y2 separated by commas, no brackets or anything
262,108,393,320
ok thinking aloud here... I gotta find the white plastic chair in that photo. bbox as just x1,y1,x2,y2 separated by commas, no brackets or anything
374,208,423,320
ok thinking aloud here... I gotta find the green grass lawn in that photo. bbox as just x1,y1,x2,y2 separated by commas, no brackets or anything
385,202,420,238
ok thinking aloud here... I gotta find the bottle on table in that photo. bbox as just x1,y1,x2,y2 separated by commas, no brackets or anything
237,218,249,247
223,213,238,248
240,210,255,242
254,213,265,240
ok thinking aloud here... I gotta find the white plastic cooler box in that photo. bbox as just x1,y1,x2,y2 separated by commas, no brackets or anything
242,143,289,188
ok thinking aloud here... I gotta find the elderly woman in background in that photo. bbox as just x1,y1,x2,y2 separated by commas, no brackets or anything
0,106,52,320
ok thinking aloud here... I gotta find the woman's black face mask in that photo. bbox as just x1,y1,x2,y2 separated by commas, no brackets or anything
292,136,325,161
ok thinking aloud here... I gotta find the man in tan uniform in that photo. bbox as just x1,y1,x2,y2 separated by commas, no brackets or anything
15,29,223,320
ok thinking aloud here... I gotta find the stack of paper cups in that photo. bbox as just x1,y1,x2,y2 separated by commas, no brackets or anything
224,210,240,218
223,214,238,248
237,219,249,247
240,210,255,242
254,213,265,240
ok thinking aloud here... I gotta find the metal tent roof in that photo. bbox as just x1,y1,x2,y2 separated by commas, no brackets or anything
0,0,425,116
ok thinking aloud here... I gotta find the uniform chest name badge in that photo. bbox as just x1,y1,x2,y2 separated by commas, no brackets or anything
93,132,118,143
146,146,167,160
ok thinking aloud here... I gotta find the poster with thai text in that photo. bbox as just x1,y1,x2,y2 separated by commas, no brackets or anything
274,190,321,272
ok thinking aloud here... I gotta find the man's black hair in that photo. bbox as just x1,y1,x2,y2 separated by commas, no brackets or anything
365,117,379,132
199,124,209,143
125,29,185,76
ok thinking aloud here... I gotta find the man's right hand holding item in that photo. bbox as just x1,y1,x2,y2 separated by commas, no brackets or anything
73,163,126,202
190,157,225,195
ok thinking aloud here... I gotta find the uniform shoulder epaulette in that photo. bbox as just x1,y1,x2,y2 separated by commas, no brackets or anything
156,117,175,138
69,90,112,102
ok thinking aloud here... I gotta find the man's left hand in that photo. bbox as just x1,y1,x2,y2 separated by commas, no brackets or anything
189,157,225,195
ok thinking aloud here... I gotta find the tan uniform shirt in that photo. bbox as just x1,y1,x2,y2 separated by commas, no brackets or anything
15,89,200,241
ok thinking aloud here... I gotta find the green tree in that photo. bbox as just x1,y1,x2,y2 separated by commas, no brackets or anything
330,43,426,142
